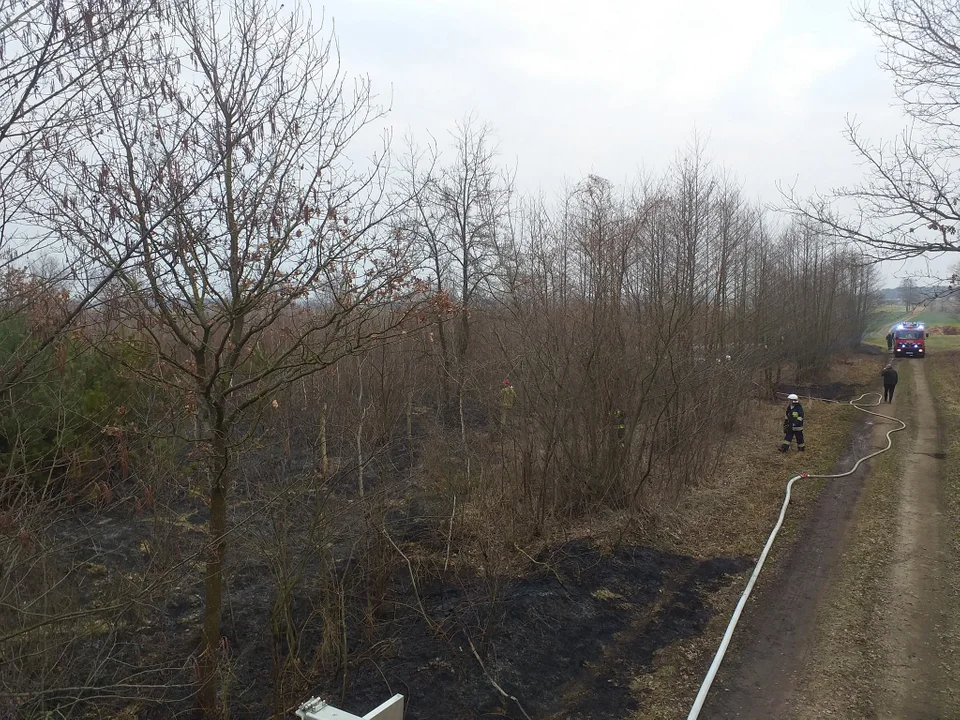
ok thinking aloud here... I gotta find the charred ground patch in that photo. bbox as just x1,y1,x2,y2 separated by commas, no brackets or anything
337,540,751,719
34,501,752,720
776,381,861,401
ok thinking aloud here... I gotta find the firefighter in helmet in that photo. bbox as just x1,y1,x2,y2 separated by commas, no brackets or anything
612,408,626,446
500,379,516,426
780,393,805,452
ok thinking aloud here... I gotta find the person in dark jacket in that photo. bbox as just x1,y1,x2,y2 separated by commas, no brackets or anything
780,394,805,452
612,408,626,445
500,379,516,426
881,363,899,403
886,331,894,351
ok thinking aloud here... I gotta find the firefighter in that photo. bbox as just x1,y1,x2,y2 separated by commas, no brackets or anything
881,363,899,403
780,393,805,452
500,379,516,426
886,331,894,351
612,408,626,446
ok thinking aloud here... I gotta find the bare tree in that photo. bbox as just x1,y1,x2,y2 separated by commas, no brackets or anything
485,141,878,525
0,0,150,393
46,0,418,714
442,120,513,377
900,276,921,312
784,0,960,263
403,118,513,407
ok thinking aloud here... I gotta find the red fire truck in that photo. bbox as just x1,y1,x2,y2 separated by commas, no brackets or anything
893,321,928,358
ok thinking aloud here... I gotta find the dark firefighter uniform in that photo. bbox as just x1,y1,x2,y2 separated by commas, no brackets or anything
500,382,516,427
780,401,805,452
613,409,626,444
881,366,899,403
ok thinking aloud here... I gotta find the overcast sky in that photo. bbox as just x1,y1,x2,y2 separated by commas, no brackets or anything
318,0,955,286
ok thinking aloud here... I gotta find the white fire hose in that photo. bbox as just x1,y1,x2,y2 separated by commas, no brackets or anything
686,392,906,719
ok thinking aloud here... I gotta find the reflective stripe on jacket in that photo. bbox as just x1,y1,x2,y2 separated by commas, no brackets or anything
785,402,804,431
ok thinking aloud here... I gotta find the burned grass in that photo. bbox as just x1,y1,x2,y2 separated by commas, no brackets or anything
19,475,755,720
774,381,861,401
20,483,753,720
854,342,887,355
337,541,750,720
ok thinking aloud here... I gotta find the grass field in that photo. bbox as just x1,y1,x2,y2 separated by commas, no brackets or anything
905,309,960,325
926,352,960,590
865,305,960,349
870,304,960,327
868,305,905,334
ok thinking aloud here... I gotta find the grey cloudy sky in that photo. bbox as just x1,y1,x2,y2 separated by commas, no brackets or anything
319,0,954,286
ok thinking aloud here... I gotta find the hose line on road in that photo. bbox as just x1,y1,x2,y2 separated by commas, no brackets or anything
686,392,907,720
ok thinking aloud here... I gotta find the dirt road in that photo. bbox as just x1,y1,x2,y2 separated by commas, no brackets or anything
872,360,952,717
698,358,956,719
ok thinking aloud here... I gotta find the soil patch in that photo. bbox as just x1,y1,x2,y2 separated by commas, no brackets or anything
775,381,860,401
926,325,960,336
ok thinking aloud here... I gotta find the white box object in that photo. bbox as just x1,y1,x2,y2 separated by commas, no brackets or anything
295,694,403,720
362,695,403,720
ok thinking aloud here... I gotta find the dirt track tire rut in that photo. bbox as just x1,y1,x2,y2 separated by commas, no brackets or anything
877,360,949,717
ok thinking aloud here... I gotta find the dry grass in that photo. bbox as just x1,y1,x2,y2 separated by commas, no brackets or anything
787,348,960,719
787,362,914,719
926,333,960,351
928,349,960,561
923,349,960,710
631,353,882,719
663,354,884,559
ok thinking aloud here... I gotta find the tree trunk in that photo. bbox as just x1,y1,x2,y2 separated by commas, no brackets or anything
320,402,328,476
406,392,413,453
357,360,365,498
198,439,228,718
357,410,365,499
435,316,452,408
458,386,470,483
